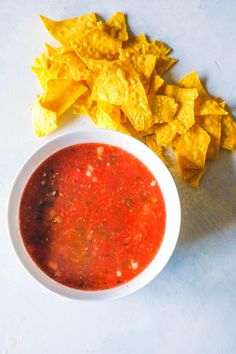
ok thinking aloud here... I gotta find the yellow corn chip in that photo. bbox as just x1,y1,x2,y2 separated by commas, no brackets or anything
31,96,57,137
92,61,153,131
32,62,69,90
151,95,178,124
197,115,221,159
44,43,66,58
123,35,171,58
40,13,98,46
122,34,150,55
214,97,226,108
220,114,236,151
164,85,198,134
173,124,210,169
177,153,206,187
96,103,130,134
195,96,228,116
98,101,121,123
156,56,177,76
119,50,156,81
149,40,172,56
51,51,90,81
148,70,164,95
33,52,49,69
155,120,180,146
81,58,111,75
42,79,88,116
105,12,128,41
178,71,207,96
72,28,121,61
178,72,228,116
73,91,93,115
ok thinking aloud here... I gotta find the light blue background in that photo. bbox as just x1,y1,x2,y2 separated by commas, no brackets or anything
0,0,236,353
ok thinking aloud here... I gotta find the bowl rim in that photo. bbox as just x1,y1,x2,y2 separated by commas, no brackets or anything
7,129,181,301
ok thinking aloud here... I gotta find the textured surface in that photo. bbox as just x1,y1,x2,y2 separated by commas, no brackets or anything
0,0,236,353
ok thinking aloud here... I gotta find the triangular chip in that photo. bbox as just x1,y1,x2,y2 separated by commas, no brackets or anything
81,58,111,75
32,62,69,90
72,28,121,61
149,40,172,56
197,115,221,159
92,61,153,131
164,84,198,134
178,72,228,116
42,79,88,116
40,13,98,46
31,96,57,137
119,50,156,81
156,56,177,76
176,154,206,187
98,101,122,123
73,91,93,115
173,124,210,169
178,71,207,96
155,120,181,147
105,12,128,41
220,114,236,151
95,103,130,134
151,95,178,124
195,96,228,116
51,51,90,81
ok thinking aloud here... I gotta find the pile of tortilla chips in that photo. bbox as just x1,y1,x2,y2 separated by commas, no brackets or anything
31,12,236,187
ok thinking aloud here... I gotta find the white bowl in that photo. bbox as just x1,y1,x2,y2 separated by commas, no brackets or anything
8,129,181,301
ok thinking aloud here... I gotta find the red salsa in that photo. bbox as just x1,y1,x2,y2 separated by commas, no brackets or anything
19,143,166,290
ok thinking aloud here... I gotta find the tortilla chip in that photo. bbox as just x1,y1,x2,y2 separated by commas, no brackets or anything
178,71,207,96
32,62,69,90
220,114,236,151
155,120,180,146
178,72,228,116
214,97,226,108
33,52,49,69
31,96,57,137
98,101,122,123
81,58,111,75
42,79,88,116
40,13,98,46
151,95,178,124
156,56,177,76
50,51,90,81
164,85,198,133
176,153,206,187
122,34,150,55
96,103,130,134
72,28,121,61
105,12,128,41
73,91,93,115
92,61,153,131
149,40,172,56
173,124,210,168
197,115,221,159
148,71,164,95
119,50,156,81
195,96,228,116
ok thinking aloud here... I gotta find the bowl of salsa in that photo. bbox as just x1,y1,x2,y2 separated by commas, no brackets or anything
8,129,181,300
